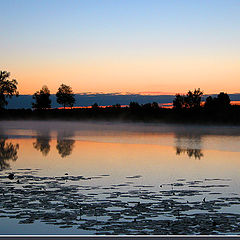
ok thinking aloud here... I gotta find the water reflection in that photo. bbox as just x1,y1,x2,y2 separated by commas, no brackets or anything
56,139,75,158
33,135,51,156
32,130,76,158
176,147,203,159
175,133,204,160
0,138,19,170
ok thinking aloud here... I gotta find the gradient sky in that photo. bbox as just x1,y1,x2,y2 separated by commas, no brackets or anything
0,0,240,94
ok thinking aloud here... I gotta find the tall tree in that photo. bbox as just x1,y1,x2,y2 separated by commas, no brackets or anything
56,84,75,109
32,85,51,109
0,71,18,109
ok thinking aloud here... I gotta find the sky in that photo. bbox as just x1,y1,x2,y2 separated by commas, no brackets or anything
0,0,240,95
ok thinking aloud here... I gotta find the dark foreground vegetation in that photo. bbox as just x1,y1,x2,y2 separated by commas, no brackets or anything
1,102,240,125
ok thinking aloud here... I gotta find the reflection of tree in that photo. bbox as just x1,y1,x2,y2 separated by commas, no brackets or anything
175,133,204,160
176,147,203,160
56,139,75,158
33,137,50,156
0,138,19,170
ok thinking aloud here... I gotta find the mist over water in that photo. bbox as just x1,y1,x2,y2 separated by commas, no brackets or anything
2,120,240,152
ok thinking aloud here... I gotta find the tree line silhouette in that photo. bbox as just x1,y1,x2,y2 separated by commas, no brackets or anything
1,70,240,124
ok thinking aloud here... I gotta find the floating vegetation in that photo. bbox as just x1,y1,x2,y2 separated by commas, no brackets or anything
126,175,142,179
0,169,239,235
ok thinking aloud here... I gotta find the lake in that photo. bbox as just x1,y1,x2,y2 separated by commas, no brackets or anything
0,121,240,235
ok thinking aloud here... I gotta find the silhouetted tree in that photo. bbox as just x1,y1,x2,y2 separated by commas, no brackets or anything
56,84,75,109
217,92,231,109
33,136,50,156
185,88,203,109
0,138,19,170
173,88,203,110
0,71,18,109
173,94,186,109
56,139,75,158
32,85,51,109
129,102,141,110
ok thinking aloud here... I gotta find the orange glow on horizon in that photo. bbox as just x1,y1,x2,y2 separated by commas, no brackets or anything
231,101,240,105
5,56,239,95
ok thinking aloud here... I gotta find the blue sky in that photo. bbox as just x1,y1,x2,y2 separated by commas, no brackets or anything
0,0,239,94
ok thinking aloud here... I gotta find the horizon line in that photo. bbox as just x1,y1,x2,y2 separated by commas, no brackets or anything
14,91,240,96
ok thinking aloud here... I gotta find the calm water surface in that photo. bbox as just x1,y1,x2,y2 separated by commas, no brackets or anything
0,121,240,235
